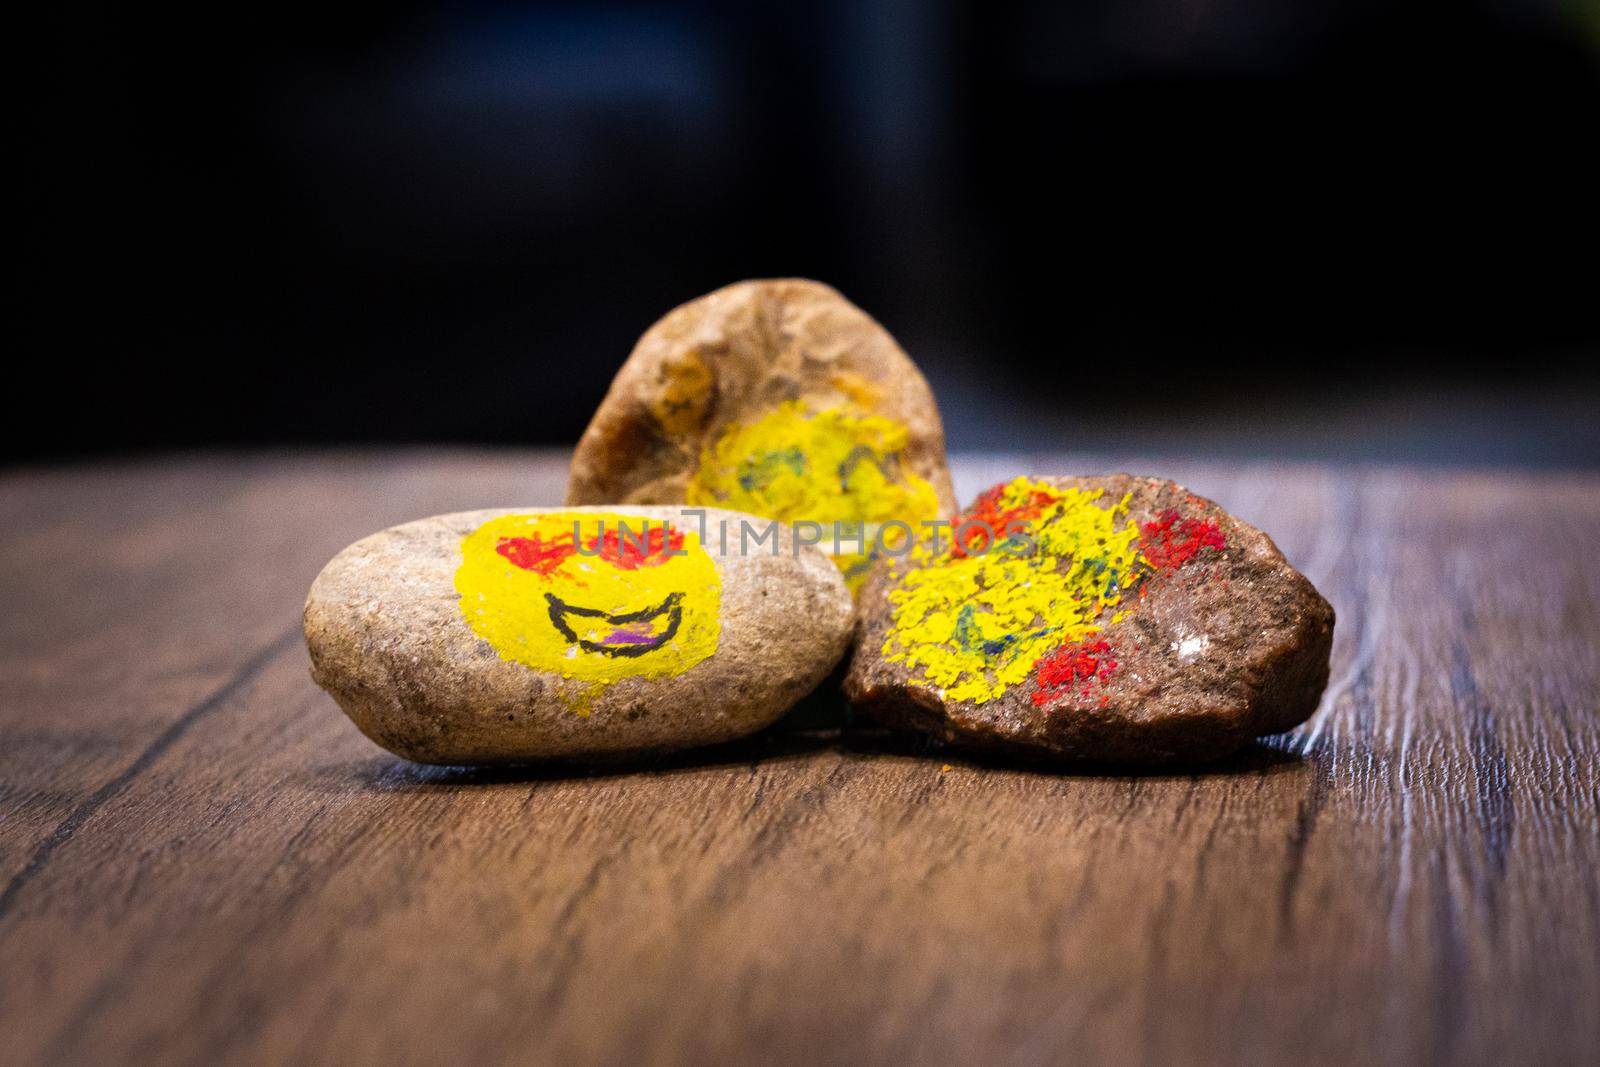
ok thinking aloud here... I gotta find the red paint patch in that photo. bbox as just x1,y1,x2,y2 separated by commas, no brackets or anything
496,535,576,575
949,482,1058,558
588,524,687,569
1032,638,1119,707
1139,510,1225,570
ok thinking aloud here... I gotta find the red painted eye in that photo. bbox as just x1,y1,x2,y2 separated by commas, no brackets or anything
587,524,686,569
496,535,577,575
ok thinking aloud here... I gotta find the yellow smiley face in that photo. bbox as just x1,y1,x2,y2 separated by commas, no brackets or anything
454,512,721,687
686,401,941,591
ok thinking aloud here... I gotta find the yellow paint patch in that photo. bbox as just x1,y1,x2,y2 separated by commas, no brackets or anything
454,513,721,698
882,478,1142,703
686,401,940,591
647,348,715,435
828,371,883,409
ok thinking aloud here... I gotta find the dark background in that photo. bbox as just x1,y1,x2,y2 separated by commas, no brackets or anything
18,0,1600,467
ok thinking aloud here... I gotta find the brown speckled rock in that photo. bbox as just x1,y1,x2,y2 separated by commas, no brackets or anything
306,505,852,764
567,279,956,593
844,475,1334,765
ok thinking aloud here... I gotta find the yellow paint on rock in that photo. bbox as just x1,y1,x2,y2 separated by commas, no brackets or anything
882,478,1143,703
686,401,941,591
646,348,715,435
454,512,721,699
828,371,883,409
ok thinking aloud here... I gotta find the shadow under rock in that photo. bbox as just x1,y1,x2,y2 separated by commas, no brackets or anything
764,658,853,733
840,726,1313,780
338,727,840,792
341,726,1310,793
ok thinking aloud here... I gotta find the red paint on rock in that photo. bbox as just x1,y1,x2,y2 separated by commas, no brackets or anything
949,482,1058,558
1140,510,1225,570
588,524,686,569
496,535,577,575
1032,639,1119,707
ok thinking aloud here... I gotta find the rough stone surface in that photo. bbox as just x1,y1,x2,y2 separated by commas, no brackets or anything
845,475,1335,765
306,505,853,764
566,278,956,591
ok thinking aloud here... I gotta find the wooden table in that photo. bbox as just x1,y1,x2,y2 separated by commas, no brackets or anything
2,451,1597,1065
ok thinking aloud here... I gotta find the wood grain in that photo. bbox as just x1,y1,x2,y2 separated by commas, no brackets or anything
1,450,1596,1065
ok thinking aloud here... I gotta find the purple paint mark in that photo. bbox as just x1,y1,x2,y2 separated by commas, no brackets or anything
602,629,656,645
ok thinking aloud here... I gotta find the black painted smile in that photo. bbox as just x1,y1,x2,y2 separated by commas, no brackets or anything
544,592,684,657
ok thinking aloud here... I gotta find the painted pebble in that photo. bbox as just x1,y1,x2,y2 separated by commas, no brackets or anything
566,278,957,593
305,506,853,764
845,475,1335,765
